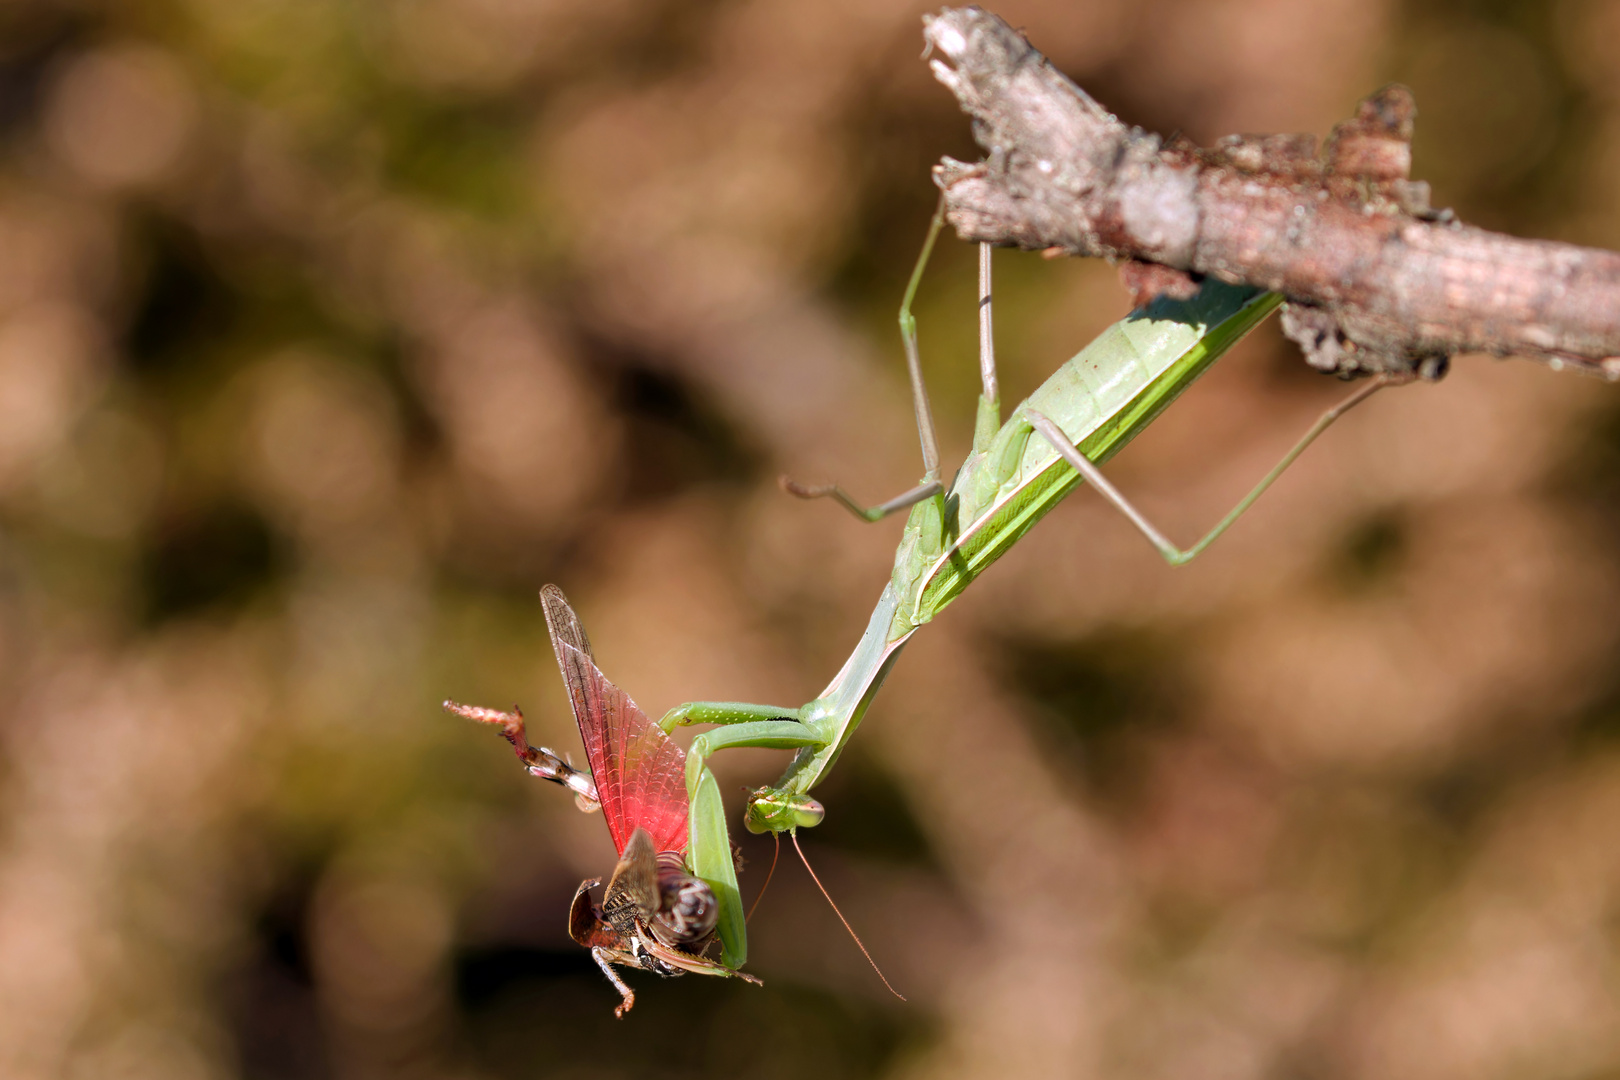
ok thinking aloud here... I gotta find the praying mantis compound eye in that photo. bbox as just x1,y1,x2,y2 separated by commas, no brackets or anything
744,789,825,834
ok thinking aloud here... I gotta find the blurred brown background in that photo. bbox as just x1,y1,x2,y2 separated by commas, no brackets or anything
1,0,1618,1077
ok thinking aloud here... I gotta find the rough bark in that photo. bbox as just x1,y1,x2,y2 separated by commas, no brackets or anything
923,6,1620,380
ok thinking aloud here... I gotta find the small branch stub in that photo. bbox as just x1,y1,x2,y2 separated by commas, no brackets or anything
924,6,1620,379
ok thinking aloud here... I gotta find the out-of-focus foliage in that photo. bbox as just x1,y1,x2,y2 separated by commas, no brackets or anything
1,0,1618,1077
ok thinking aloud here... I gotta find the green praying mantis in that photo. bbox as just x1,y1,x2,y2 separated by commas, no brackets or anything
446,204,1405,1011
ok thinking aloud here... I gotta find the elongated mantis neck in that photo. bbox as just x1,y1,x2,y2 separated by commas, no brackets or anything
780,581,914,796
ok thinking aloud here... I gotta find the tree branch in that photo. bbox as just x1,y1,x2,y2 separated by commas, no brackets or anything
923,6,1620,379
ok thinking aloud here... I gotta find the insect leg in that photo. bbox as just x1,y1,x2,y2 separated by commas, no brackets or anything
973,241,1001,453
441,700,599,811
1025,373,1405,566
900,201,947,486
779,201,950,521
685,754,745,969
657,700,804,734
778,477,943,523
590,947,636,1018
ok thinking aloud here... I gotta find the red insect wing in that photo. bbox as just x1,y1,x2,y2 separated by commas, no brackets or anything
554,639,689,856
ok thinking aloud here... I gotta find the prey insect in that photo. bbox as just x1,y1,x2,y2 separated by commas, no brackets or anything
445,585,759,1017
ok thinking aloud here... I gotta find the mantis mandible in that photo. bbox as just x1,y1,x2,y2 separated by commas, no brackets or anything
446,204,1402,1008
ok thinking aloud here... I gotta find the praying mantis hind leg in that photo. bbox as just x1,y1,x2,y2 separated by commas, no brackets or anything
1025,372,1408,567
781,203,1002,523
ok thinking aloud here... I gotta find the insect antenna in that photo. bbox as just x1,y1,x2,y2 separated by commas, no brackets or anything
745,833,781,924
790,833,905,1001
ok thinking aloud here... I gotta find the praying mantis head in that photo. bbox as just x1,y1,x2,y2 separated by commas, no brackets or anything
744,788,825,834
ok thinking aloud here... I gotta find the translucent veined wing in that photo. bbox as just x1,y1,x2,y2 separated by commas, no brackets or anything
541,583,593,664
541,586,689,855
